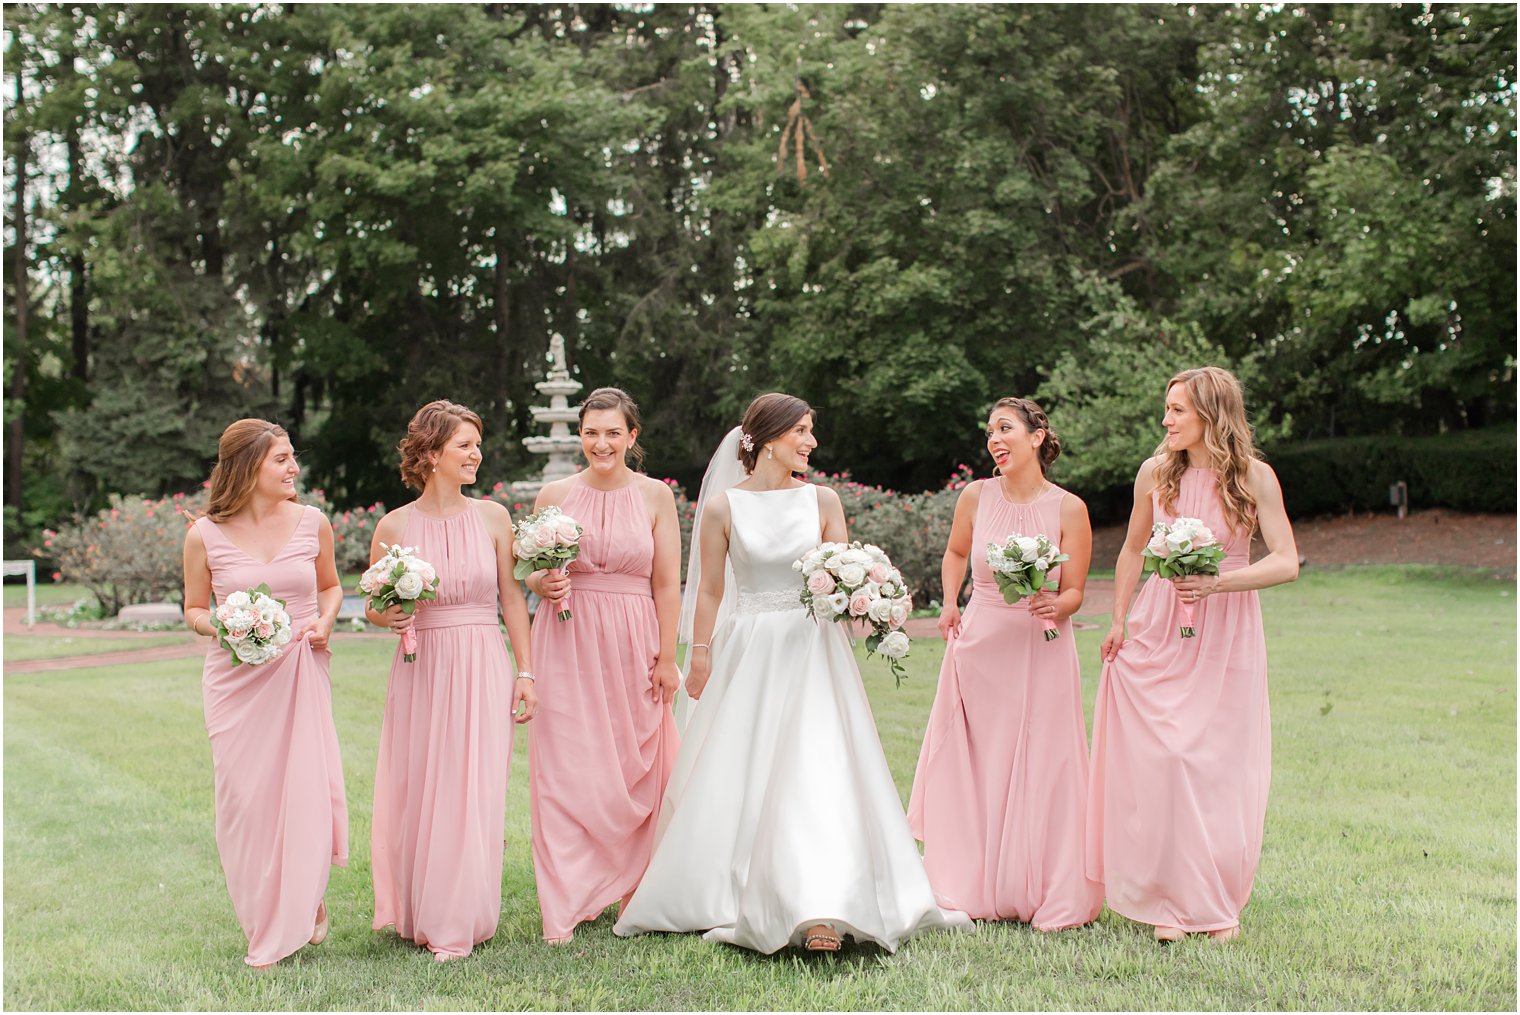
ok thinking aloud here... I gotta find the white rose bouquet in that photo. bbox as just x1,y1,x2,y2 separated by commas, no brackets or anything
1141,516,1226,638
359,543,441,661
511,505,583,621
793,541,913,686
212,584,294,666
986,532,1069,641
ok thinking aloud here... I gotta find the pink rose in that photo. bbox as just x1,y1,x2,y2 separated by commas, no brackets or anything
255,623,274,640
867,563,892,584
848,590,873,616
553,517,581,545
1147,531,1169,556
807,571,837,596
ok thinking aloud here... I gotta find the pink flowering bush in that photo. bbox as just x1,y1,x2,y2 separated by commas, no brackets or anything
304,489,387,573
38,491,205,616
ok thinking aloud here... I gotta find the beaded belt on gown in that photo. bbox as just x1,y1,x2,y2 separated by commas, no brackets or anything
735,588,805,615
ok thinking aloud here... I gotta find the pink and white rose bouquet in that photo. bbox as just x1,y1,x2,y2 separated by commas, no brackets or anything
212,584,293,666
793,541,913,686
360,543,440,661
511,505,583,621
986,532,1069,641
1141,517,1226,638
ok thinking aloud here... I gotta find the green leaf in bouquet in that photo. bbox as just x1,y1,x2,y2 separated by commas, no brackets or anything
401,600,417,615
389,560,406,583
512,559,534,581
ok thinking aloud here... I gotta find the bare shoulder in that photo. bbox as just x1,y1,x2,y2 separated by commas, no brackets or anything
812,483,843,510
1135,456,1164,493
535,476,575,509
472,497,512,524
183,520,205,551
957,479,985,510
1247,457,1284,493
374,505,410,540
1058,487,1089,515
638,473,678,506
702,489,733,522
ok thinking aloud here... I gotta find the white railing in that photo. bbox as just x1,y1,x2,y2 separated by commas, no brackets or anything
2,560,36,628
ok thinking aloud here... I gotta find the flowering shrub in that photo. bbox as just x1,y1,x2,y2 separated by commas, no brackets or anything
38,491,204,616
807,465,977,606
305,489,386,573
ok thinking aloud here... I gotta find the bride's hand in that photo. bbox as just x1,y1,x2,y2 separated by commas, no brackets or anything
685,649,712,700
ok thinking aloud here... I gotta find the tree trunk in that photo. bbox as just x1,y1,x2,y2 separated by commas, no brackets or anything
7,71,29,516
67,127,88,382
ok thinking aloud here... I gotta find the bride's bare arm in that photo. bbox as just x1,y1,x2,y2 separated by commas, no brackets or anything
685,494,732,700
817,486,848,543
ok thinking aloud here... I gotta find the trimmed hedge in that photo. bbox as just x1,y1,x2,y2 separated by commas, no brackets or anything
1264,428,1516,517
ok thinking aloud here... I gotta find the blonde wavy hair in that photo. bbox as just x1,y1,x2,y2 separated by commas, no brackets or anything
1152,366,1260,536
206,419,298,521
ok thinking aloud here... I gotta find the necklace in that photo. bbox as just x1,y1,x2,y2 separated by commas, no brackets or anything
999,474,1048,504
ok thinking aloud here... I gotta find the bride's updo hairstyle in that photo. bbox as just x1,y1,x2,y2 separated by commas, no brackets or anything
737,392,814,474
578,386,645,469
988,396,1062,476
206,418,298,521
398,399,484,491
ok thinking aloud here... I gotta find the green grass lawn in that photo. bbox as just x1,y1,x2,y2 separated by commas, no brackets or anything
3,581,93,610
2,634,192,663
4,566,1514,1010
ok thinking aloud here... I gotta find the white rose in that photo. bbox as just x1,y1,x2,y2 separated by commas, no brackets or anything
224,590,251,609
274,625,293,645
1164,529,1190,553
867,597,894,624
878,630,911,659
1194,525,1216,547
394,572,425,598
842,548,872,567
863,544,890,564
417,563,437,586
813,595,836,620
233,640,264,664
837,562,867,588
1013,536,1040,562
826,590,850,616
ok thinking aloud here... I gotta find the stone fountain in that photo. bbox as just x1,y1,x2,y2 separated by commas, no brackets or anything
510,333,583,502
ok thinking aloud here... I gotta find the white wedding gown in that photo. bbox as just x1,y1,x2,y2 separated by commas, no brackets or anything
613,484,971,953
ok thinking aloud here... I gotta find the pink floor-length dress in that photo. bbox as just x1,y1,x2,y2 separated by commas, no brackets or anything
907,481,1102,929
371,504,514,959
529,480,678,941
197,506,349,967
1086,467,1271,932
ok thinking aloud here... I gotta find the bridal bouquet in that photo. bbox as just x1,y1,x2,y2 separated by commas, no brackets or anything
986,533,1069,641
1141,517,1226,638
212,584,293,666
512,505,582,621
359,543,440,661
794,541,913,686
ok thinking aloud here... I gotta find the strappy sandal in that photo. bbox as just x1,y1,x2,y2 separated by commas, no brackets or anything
803,924,842,952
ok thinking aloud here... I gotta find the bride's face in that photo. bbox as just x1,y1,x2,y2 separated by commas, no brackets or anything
765,414,818,473
580,408,636,476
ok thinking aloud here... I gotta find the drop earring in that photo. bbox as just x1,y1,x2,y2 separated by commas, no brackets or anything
766,446,774,460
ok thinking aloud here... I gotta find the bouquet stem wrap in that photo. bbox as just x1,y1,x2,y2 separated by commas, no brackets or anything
985,532,1069,642
1141,518,1225,640
511,506,584,623
358,543,440,663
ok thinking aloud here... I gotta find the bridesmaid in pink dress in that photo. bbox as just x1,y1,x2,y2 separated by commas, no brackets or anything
182,419,348,969
908,397,1102,930
1089,367,1299,943
526,387,681,943
367,400,538,962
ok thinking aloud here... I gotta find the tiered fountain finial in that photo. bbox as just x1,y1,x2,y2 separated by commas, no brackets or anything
510,333,583,501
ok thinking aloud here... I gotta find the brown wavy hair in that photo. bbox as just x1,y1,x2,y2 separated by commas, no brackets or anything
398,400,484,491
737,392,814,474
1152,366,1260,536
578,387,645,469
206,419,298,521
987,396,1062,476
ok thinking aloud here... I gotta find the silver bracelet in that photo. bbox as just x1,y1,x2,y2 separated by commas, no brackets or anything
517,671,535,681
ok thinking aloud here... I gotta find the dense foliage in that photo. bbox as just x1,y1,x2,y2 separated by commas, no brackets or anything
5,4,1514,553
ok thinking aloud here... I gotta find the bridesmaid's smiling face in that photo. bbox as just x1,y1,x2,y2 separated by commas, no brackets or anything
1162,383,1205,454
256,437,300,500
431,421,482,487
580,408,637,475
985,410,1043,475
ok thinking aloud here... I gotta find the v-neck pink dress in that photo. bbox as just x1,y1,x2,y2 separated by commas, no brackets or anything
528,479,677,941
1086,467,1271,932
371,502,514,960
196,506,349,968
907,481,1101,929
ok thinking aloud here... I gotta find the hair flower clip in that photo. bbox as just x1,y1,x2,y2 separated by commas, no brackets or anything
738,431,755,452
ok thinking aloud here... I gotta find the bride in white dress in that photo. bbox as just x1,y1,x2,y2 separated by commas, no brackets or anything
613,392,970,954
